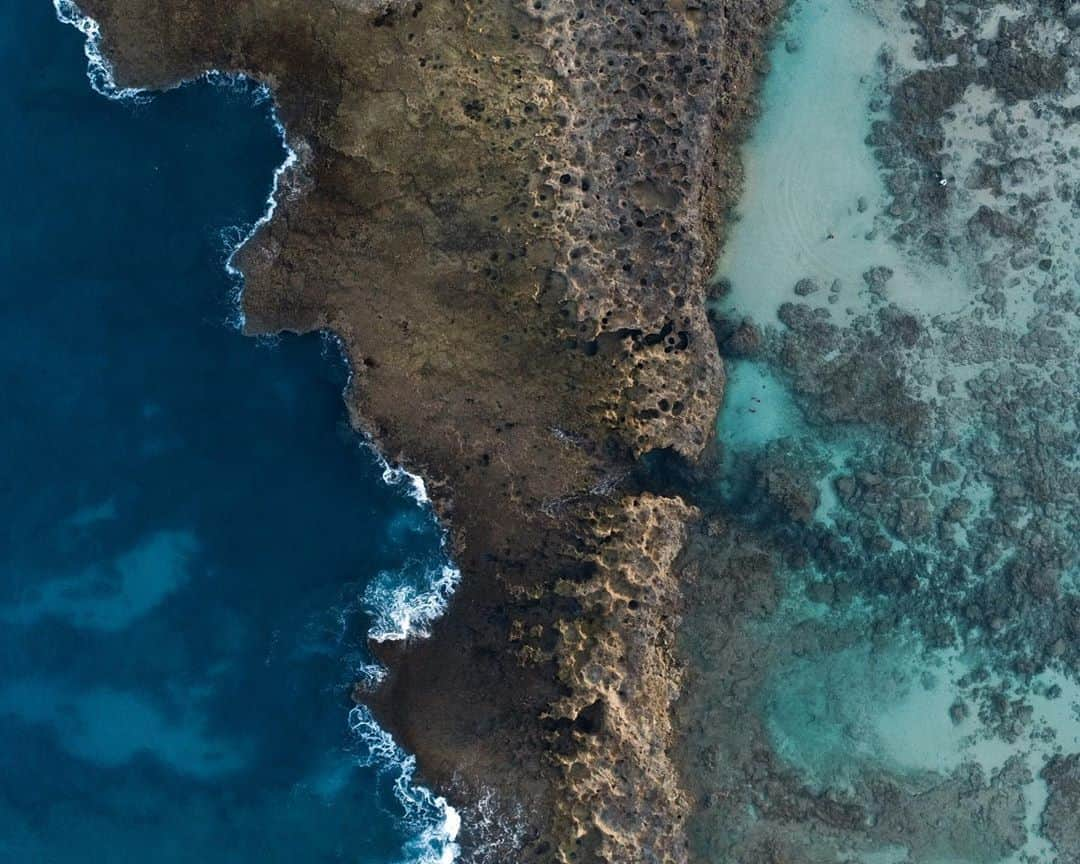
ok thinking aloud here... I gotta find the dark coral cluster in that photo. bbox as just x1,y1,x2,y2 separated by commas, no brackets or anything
77,0,780,860
686,0,1080,860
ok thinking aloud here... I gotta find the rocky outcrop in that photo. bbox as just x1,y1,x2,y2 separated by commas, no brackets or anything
73,0,778,860
543,495,696,862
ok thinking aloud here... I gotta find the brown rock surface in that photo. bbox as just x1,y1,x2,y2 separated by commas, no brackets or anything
72,0,779,859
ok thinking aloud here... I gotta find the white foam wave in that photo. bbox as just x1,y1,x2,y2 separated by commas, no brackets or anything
349,705,461,864
354,661,389,691
52,0,149,101
455,787,527,864
311,336,460,642
223,106,299,330
312,338,460,644
365,563,461,643
379,458,432,506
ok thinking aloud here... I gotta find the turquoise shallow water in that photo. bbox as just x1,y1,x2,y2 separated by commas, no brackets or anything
0,2,456,861
709,0,1080,861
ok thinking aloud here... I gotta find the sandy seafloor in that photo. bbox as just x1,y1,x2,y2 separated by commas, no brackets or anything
0,2,459,862
688,0,1080,861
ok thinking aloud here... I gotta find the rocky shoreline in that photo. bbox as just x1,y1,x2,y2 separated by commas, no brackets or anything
72,0,780,860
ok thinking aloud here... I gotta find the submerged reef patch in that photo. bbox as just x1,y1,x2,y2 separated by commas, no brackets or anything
688,0,1080,861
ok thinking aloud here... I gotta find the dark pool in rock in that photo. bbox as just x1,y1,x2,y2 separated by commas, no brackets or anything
0,2,457,861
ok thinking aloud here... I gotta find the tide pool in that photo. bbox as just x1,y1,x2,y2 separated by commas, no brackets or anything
717,361,801,452
0,2,455,862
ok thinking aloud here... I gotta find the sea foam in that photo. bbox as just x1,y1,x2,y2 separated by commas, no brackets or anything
52,0,148,101
365,562,462,643
349,705,462,864
222,104,300,331
380,458,432,506
309,335,461,645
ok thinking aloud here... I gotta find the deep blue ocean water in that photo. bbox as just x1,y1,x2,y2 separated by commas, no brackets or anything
0,2,455,861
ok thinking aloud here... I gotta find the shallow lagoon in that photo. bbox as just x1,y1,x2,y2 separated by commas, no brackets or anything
0,2,454,861
716,0,971,326
711,0,1080,861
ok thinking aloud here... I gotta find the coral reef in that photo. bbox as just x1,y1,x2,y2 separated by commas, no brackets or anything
689,0,1080,859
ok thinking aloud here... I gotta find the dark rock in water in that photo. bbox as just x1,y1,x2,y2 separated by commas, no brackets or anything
968,204,1031,242
905,0,962,63
711,275,734,299
751,444,823,525
834,475,856,501
919,229,948,265
979,36,1066,104
867,755,1030,860
794,277,820,296
803,579,834,606
1042,754,1080,864
863,266,895,296
967,160,1004,194
944,497,973,522
892,65,973,138
722,318,764,357
893,496,932,538
878,306,922,348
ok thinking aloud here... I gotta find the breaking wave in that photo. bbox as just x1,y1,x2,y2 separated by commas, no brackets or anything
221,105,299,330
365,561,462,643
52,0,148,100
380,459,432,506
349,706,461,864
